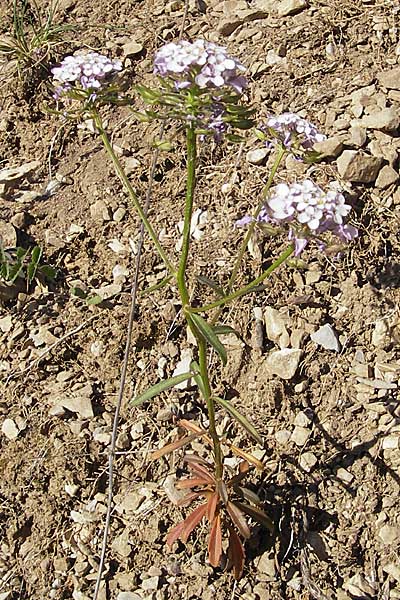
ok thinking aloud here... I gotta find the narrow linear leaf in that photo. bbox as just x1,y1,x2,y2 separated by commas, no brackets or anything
233,500,274,532
190,313,227,366
206,491,219,524
179,502,208,544
150,433,199,461
187,462,215,484
227,526,245,581
230,444,265,471
177,491,204,507
214,396,263,446
212,325,240,337
86,294,103,306
208,513,222,568
235,486,262,507
130,371,193,406
176,477,212,490
226,501,251,539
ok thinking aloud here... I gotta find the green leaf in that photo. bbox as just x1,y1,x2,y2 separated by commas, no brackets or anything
27,246,42,283
196,275,225,297
214,396,262,445
130,371,193,406
189,313,227,366
39,265,57,281
190,360,206,396
86,294,103,305
212,325,240,337
153,140,173,151
233,500,273,532
71,286,88,299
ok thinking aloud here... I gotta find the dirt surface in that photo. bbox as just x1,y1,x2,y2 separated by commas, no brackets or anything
1,1,400,599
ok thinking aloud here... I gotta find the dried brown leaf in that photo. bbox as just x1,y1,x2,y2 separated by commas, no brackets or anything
150,433,199,461
227,526,245,580
226,501,251,539
206,491,219,523
176,477,212,490
208,513,222,568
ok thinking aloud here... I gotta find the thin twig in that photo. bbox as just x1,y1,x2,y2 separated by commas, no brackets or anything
92,9,189,596
92,129,165,600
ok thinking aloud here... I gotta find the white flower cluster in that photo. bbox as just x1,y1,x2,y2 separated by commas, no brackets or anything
154,39,247,93
52,52,122,93
266,112,326,151
263,180,350,232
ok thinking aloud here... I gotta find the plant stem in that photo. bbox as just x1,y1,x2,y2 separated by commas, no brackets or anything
226,144,286,295
177,125,196,307
198,336,223,479
189,244,294,314
177,125,223,480
92,109,176,275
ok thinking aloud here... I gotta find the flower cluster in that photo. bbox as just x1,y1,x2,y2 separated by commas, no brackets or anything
52,52,122,99
264,112,326,155
154,39,247,93
238,180,358,255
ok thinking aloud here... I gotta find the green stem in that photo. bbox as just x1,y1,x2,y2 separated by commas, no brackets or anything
226,144,286,294
92,109,175,275
177,125,197,307
189,244,294,314
177,125,223,480
198,337,223,480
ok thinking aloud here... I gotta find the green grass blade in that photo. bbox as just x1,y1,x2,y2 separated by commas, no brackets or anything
190,360,206,396
214,396,262,445
190,313,227,366
130,371,193,406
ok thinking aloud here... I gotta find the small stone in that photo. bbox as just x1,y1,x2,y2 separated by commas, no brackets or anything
275,429,291,444
256,551,276,580
375,165,399,189
371,319,389,347
299,451,317,472
65,483,79,497
1,418,19,440
313,137,343,158
336,467,354,483
378,524,400,545
10,211,28,228
382,436,399,450
378,67,400,90
95,282,122,300
347,125,367,147
311,324,340,352
172,348,193,389
122,41,143,56
113,207,126,222
383,563,400,583
162,474,186,505
124,157,141,174
111,531,131,558
0,221,17,247
141,576,159,591
117,593,142,600
277,0,307,17
264,306,290,349
337,150,382,183
360,107,400,132
294,410,312,427
217,19,242,36
246,148,269,165
0,160,40,184
344,574,377,597
291,426,310,446
0,315,13,333
265,348,301,380
90,200,111,223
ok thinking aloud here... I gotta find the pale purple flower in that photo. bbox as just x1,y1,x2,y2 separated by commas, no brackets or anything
154,39,247,93
52,52,122,97
265,112,326,153
237,180,358,255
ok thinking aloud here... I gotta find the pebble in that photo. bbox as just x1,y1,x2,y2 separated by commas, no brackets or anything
277,0,307,17
311,324,340,352
347,125,367,147
0,315,13,333
256,551,276,580
291,426,310,446
377,66,400,90
90,200,111,223
336,467,354,483
378,524,400,545
0,160,40,184
299,451,317,472
383,563,400,583
1,418,19,440
337,150,383,183
172,348,193,389
117,593,142,600
122,41,143,56
264,306,290,349
313,137,344,158
375,165,399,189
360,107,400,132
113,207,126,222
265,348,302,379
275,429,291,444
141,576,159,591
95,282,122,300
246,148,269,165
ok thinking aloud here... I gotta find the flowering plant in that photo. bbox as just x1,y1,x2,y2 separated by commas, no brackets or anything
50,40,358,581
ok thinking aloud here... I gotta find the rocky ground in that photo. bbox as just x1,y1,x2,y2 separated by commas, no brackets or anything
0,0,400,599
